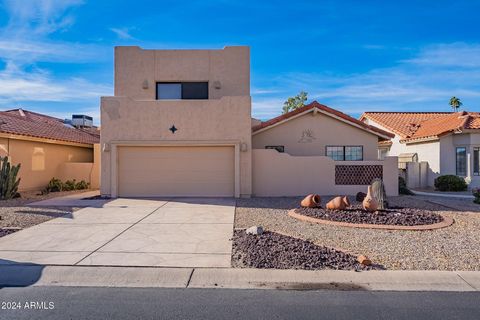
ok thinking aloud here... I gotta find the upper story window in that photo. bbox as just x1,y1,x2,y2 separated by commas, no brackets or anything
326,146,363,161
156,82,208,100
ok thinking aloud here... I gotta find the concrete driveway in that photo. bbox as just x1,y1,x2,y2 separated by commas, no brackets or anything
0,198,235,268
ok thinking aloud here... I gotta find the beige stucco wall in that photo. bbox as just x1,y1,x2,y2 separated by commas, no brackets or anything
0,137,93,191
101,96,252,197
114,46,250,100
102,46,252,198
253,111,379,160
252,149,398,196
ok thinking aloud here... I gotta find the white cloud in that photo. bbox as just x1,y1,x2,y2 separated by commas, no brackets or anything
0,63,111,104
0,0,111,108
253,42,480,118
110,27,134,40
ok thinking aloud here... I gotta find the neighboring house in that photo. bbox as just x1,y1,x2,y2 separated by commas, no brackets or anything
100,46,397,198
360,111,480,188
0,109,100,191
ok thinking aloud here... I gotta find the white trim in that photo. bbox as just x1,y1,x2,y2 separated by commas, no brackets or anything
252,107,392,140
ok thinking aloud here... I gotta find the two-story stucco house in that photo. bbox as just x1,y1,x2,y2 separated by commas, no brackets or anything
361,111,480,189
101,46,397,198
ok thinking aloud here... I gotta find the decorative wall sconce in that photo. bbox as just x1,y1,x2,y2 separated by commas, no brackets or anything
213,81,222,89
240,143,248,152
102,143,110,152
142,80,149,89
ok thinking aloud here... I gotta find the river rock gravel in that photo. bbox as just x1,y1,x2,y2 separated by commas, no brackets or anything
295,205,443,226
235,196,480,270
232,230,376,271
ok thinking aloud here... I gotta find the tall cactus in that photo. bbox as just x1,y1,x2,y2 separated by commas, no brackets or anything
0,156,21,200
371,178,388,210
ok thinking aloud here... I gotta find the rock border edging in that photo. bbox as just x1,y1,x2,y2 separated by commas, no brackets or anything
288,209,454,231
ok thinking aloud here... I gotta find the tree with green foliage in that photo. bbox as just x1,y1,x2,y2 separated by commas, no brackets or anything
449,96,462,112
282,91,308,114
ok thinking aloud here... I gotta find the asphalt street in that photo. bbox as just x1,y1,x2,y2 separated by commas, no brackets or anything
0,287,479,320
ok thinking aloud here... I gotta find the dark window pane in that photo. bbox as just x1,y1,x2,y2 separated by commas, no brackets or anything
327,146,344,161
182,82,208,99
345,146,363,161
157,83,181,99
456,147,467,176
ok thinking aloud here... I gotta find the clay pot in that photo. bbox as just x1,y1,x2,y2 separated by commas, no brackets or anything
357,255,372,266
342,196,351,208
301,194,321,208
326,196,347,210
362,186,378,212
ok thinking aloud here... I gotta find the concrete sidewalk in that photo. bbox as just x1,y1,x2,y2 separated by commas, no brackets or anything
0,266,479,291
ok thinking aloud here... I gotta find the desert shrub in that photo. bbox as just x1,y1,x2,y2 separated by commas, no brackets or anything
398,176,414,195
472,188,480,204
43,178,90,194
43,177,63,194
434,175,467,192
75,180,90,190
63,179,77,191
0,156,21,200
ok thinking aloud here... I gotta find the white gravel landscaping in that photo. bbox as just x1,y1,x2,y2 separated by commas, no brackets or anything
0,190,84,235
235,195,480,271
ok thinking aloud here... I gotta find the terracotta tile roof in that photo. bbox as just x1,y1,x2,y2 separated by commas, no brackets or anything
252,101,394,139
0,109,100,145
360,111,480,142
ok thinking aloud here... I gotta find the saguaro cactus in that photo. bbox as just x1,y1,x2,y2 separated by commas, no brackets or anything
0,156,21,200
371,178,388,210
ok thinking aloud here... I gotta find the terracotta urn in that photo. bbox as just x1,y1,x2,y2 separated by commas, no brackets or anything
342,196,351,208
362,186,378,212
301,194,321,208
326,196,347,210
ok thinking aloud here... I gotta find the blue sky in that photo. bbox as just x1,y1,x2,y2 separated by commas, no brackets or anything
0,0,479,123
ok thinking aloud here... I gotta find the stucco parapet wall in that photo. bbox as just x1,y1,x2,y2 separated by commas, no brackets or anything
100,95,251,141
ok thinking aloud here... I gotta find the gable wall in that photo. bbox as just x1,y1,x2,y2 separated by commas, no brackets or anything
252,112,379,160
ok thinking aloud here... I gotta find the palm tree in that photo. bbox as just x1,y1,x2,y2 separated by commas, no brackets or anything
449,96,463,112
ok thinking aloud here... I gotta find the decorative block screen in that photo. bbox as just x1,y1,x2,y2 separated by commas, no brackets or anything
335,165,383,185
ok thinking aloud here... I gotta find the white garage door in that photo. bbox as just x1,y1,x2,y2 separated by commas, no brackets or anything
117,146,235,197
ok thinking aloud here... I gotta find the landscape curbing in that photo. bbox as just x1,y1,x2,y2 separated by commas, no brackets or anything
288,209,455,231
0,265,479,291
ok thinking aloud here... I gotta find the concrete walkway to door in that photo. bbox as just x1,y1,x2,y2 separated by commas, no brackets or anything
0,198,235,268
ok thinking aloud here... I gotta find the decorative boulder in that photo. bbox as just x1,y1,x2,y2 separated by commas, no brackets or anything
246,226,264,235
356,192,366,202
300,194,321,208
371,178,388,210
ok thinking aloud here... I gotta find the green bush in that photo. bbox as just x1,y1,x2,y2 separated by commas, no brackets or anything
43,178,90,194
75,180,90,190
43,177,63,194
398,176,414,195
434,175,467,192
63,179,77,191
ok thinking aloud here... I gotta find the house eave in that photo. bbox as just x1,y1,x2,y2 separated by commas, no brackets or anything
253,107,393,140
0,132,95,148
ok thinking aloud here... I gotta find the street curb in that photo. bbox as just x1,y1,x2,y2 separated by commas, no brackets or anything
0,266,479,291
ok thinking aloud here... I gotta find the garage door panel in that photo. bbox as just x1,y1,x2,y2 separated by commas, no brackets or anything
118,146,234,197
